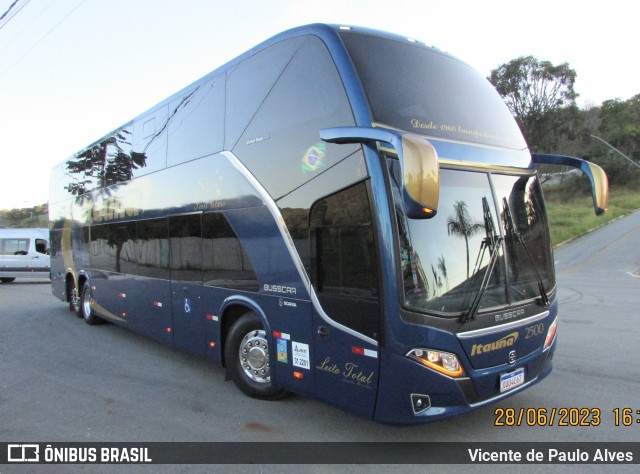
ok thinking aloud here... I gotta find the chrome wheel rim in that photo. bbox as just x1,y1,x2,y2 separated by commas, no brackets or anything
239,329,270,383
71,287,80,311
82,287,92,318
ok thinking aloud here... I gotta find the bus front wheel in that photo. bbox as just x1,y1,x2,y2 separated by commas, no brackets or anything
225,312,287,400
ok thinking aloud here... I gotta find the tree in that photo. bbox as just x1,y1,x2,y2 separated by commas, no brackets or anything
597,94,640,162
488,56,578,151
437,255,448,291
447,201,483,279
0,203,48,227
64,127,146,198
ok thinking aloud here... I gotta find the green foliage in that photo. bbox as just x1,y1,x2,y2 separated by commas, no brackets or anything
544,184,640,246
490,55,640,189
0,204,48,228
488,56,578,151
598,95,640,161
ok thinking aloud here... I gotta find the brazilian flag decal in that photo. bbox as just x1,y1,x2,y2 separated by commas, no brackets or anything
301,142,326,174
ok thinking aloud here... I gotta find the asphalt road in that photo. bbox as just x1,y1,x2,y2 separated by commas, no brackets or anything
1,211,639,471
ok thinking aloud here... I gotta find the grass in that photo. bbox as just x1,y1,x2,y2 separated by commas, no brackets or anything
544,186,640,247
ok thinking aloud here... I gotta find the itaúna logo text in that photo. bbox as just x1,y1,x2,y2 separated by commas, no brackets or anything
471,332,519,356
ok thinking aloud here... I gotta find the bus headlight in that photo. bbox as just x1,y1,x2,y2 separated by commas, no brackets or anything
543,318,558,350
407,348,465,378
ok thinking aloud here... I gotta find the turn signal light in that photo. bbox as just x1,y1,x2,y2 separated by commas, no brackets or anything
544,318,558,350
422,207,435,216
407,348,465,378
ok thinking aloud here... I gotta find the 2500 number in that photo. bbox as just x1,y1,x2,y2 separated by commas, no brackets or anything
524,323,545,339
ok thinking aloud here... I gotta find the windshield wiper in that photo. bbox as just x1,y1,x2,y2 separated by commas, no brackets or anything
502,197,550,307
461,197,503,324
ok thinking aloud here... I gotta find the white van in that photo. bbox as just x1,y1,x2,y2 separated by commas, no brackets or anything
0,228,50,283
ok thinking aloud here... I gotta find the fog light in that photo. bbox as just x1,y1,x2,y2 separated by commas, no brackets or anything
410,394,431,415
407,348,465,378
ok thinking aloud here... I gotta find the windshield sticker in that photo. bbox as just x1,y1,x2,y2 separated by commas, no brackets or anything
301,142,326,174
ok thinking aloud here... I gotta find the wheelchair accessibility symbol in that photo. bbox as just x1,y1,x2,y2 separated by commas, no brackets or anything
184,298,191,314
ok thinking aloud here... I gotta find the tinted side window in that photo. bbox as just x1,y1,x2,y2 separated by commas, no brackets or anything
35,239,48,255
167,75,225,166
90,219,169,278
90,224,110,270
132,105,169,178
202,212,258,292
277,150,369,274
232,35,358,200
110,222,135,274
61,124,137,197
310,181,380,339
102,126,139,188
133,219,169,279
225,37,303,149
50,163,70,204
0,238,29,255
169,214,202,283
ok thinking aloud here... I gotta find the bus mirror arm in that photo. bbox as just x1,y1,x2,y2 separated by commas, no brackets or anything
320,127,440,219
532,153,609,216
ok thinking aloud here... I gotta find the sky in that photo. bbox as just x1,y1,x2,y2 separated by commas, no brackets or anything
0,0,637,210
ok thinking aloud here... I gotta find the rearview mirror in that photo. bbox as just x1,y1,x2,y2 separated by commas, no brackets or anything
320,126,440,219
532,153,609,216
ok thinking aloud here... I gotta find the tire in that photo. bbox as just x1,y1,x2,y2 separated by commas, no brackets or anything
80,282,101,325
69,283,81,317
224,312,287,400
0,277,16,283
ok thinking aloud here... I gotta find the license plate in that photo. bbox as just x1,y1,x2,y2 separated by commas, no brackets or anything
500,368,525,393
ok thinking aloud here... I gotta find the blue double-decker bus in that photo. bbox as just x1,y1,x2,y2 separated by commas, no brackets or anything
49,24,608,424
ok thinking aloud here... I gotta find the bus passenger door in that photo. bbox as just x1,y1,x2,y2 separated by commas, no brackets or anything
312,303,380,419
309,182,381,419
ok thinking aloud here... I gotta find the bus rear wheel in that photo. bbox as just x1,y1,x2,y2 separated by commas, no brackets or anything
225,312,287,400
80,282,100,325
69,281,81,316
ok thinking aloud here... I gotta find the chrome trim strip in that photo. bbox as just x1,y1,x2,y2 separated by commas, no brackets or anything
456,311,550,339
221,151,378,347
221,151,309,288
437,159,531,173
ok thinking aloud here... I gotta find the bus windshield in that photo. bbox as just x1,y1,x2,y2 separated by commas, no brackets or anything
388,160,555,316
340,30,527,150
